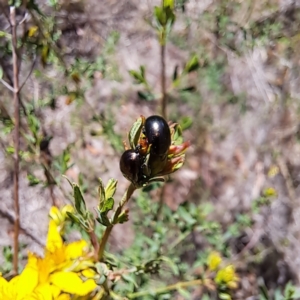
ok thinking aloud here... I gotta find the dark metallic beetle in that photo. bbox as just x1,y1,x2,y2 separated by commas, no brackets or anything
120,115,172,187
119,149,142,185
144,115,171,157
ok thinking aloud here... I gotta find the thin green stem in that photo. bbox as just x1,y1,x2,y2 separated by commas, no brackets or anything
128,279,202,299
98,183,136,260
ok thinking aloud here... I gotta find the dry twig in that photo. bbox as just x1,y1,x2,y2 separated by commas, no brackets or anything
10,6,20,275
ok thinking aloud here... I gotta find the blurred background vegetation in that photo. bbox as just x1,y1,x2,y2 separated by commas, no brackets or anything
1,0,300,299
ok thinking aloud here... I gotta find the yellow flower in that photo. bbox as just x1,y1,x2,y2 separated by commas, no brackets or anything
49,205,74,229
207,252,222,271
28,26,38,37
263,187,277,197
0,253,38,300
267,165,279,178
215,265,239,289
0,218,97,300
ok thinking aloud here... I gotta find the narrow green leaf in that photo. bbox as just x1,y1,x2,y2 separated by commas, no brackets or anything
62,175,72,188
172,123,183,144
98,178,106,209
219,293,231,300
180,86,196,92
128,70,144,84
122,274,138,288
128,116,144,149
137,91,155,101
154,6,166,26
178,287,191,299
66,212,81,224
73,184,86,216
140,65,145,78
105,179,118,200
0,66,3,80
165,6,175,26
172,65,178,82
96,213,111,226
184,55,199,73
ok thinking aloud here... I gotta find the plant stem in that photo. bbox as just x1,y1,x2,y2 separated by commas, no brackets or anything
11,6,20,275
128,279,202,299
88,230,99,261
98,183,136,260
160,39,167,119
98,225,113,261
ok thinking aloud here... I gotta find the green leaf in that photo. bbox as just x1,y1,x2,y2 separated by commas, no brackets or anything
66,212,81,224
73,184,86,216
128,116,144,149
140,65,145,78
137,91,155,101
98,178,106,209
6,146,15,154
154,6,165,27
116,209,129,224
128,70,144,84
96,213,111,227
27,173,41,186
164,6,175,27
180,86,196,92
179,116,193,130
184,55,199,73
159,256,179,275
219,293,231,300
0,66,3,80
172,123,183,145
177,206,196,226
178,287,191,299
105,178,117,200
122,274,138,288
172,65,178,82
100,197,114,213
163,0,174,9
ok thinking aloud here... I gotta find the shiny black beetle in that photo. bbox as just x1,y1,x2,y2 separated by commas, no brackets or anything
144,115,171,157
120,115,172,187
119,149,142,185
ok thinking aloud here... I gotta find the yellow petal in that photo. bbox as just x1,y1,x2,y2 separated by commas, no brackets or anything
207,251,222,271
28,26,38,37
50,284,61,298
0,275,12,299
27,283,52,300
36,256,53,283
50,271,96,296
65,240,88,260
81,268,96,279
16,253,39,300
70,260,95,273
49,206,63,225
46,220,63,253
56,294,71,300
61,205,74,218
5,275,20,299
